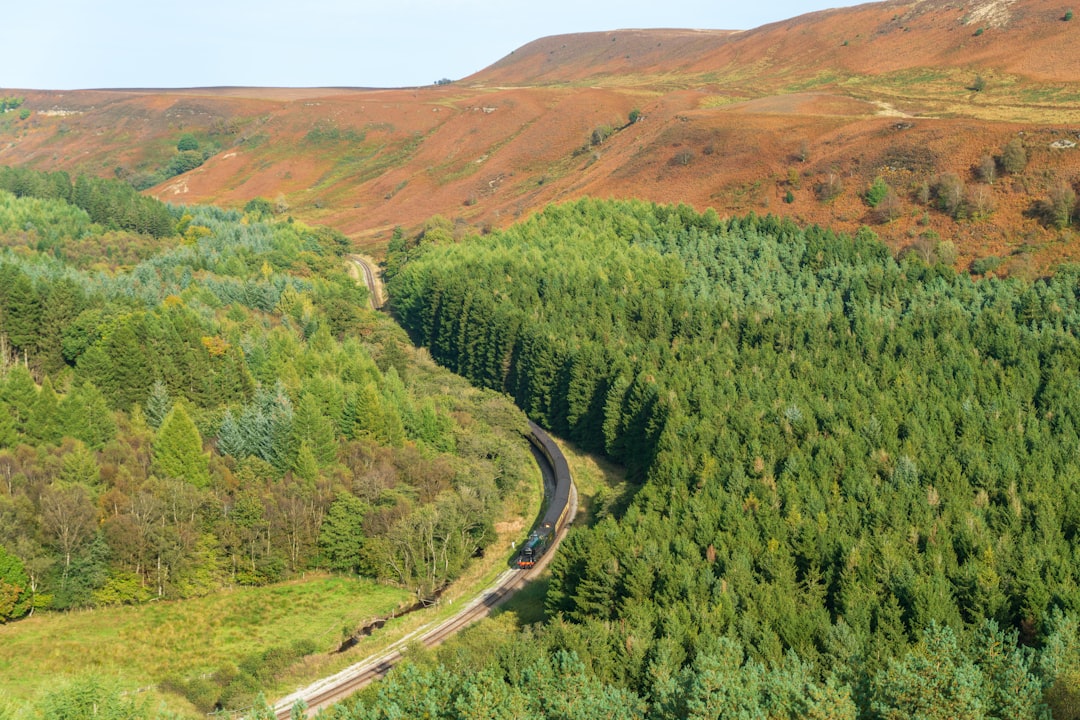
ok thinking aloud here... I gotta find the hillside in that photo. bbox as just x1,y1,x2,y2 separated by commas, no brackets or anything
1,0,1080,271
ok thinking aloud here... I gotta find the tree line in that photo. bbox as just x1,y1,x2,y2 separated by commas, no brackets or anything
0,165,176,238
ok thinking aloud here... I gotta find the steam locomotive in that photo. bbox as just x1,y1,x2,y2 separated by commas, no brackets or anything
516,421,572,570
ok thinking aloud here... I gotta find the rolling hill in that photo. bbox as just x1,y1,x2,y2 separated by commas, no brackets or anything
2,0,1080,272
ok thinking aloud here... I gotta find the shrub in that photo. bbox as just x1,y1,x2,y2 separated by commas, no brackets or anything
971,255,1003,274
669,150,694,167
865,176,891,207
933,173,966,217
628,109,642,125
1065,9,1074,20
160,675,220,713
167,150,204,176
784,190,795,204
1001,138,1027,173
590,125,614,147
971,75,986,92
244,197,274,218
973,27,985,36
176,133,199,152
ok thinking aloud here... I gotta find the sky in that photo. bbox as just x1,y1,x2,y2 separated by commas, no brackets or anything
4,1,868,90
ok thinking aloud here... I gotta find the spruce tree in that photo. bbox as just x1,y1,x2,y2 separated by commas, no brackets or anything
144,379,173,430
292,441,321,484
58,442,100,487
1,365,37,434
59,382,116,450
0,269,41,353
102,320,153,411
290,392,338,467
26,375,61,444
0,400,17,448
216,409,246,458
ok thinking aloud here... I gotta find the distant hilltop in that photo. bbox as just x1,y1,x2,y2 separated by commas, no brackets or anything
1,0,1079,272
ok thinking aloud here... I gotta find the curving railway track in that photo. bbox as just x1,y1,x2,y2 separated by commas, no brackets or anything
347,255,385,310
273,422,577,718
272,259,576,718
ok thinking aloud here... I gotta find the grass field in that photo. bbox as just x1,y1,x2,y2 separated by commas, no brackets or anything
0,575,410,714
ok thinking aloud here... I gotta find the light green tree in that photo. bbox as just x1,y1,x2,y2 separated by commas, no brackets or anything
290,392,338,467
58,442,100,487
152,404,210,488
59,381,116,450
0,401,16,448
26,375,61,444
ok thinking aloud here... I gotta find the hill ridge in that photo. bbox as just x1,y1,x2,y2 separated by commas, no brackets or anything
1,0,1079,273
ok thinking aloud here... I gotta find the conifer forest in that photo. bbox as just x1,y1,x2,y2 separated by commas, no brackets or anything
373,198,1080,719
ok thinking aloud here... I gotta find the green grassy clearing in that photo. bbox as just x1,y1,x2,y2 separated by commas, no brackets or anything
0,575,409,712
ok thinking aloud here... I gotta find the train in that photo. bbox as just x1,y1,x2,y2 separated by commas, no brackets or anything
516,420,573,569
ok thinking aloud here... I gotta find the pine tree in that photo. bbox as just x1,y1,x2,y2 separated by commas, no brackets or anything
144,379,172,430
1,364,37,434
318,493,369,574
291,392,338,467
59,382,116,450
152,404,210,488
58,442,100,487
871,622,986,720
0,400,17,448
26,375,61,444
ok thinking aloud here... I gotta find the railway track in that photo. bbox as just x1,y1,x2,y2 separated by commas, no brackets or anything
347,255,384,310
271,258,578,718
273,425,577,718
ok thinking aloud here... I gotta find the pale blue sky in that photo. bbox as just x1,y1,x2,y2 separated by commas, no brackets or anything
4,1,868,90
